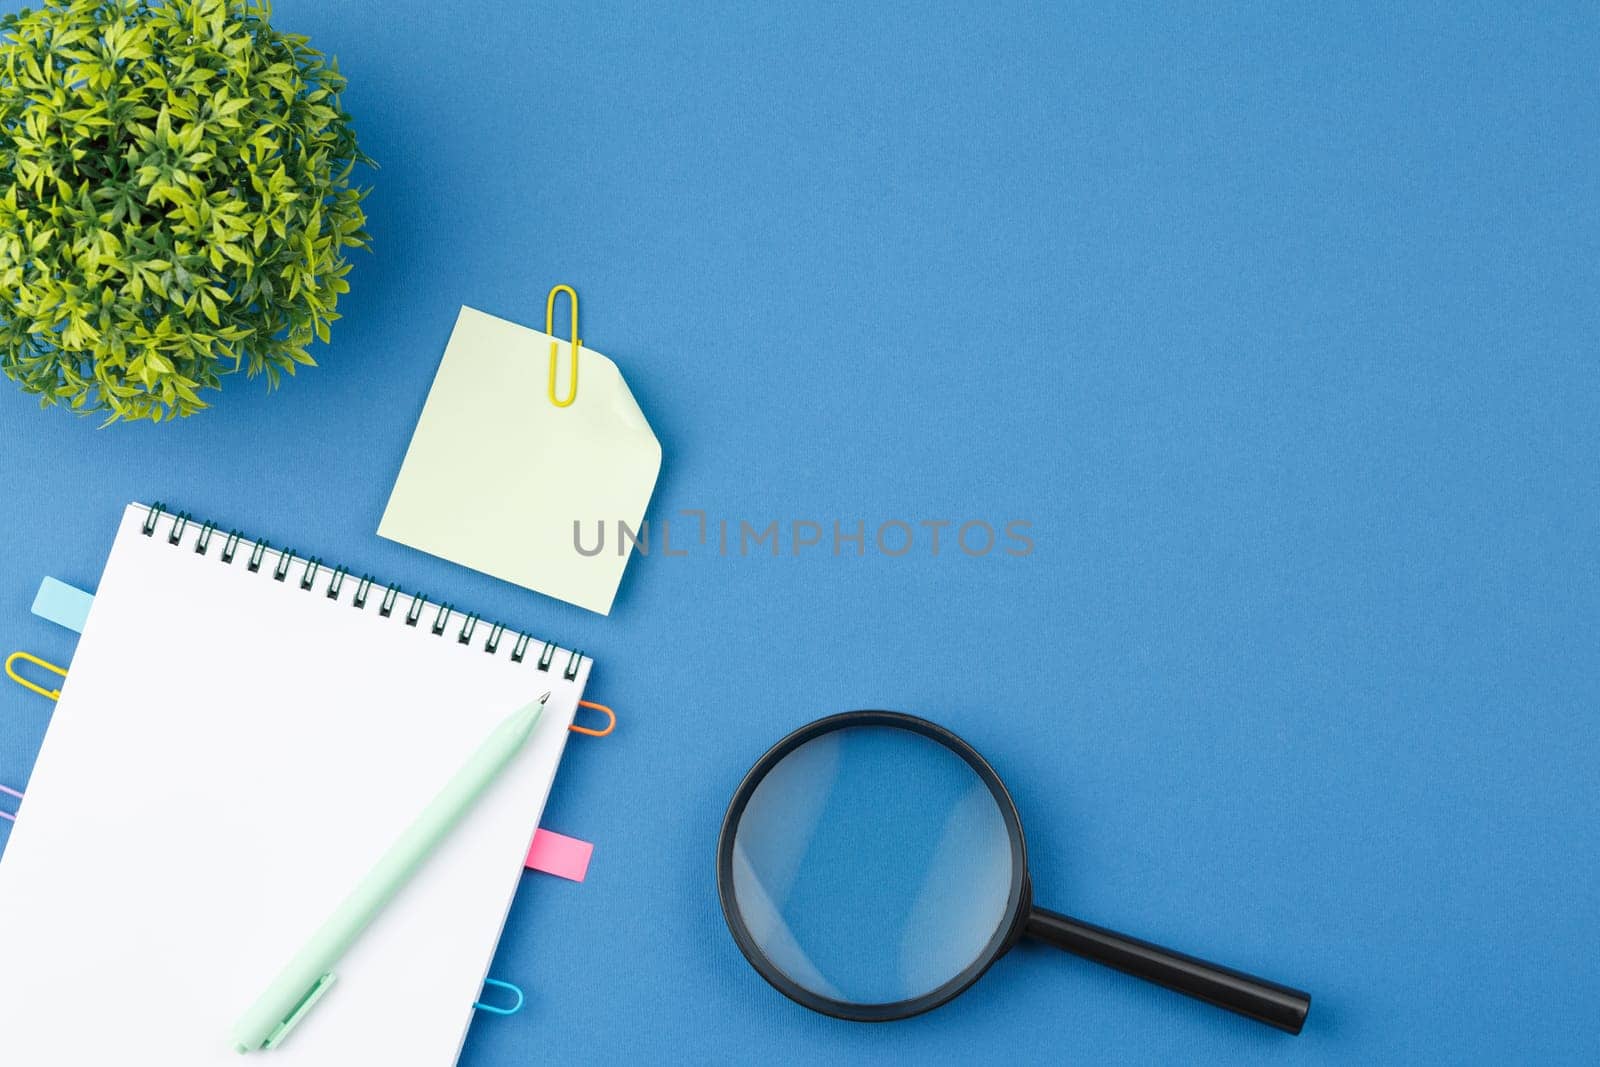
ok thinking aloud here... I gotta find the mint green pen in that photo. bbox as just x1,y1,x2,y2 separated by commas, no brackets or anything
231,693,550,1053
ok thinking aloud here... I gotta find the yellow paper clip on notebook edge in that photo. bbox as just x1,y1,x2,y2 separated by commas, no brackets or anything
5,651,65,701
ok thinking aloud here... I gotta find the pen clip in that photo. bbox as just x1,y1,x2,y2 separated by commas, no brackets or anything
261,973,337,1051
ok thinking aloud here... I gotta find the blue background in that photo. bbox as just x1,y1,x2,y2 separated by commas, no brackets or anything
1,1,1596,1063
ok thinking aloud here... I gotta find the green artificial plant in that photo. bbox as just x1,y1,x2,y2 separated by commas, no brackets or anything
0,0,371,422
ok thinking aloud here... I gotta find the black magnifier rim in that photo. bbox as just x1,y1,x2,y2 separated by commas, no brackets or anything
716,710,1030,1022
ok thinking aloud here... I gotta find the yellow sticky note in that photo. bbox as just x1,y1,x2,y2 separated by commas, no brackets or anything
379,306,662,615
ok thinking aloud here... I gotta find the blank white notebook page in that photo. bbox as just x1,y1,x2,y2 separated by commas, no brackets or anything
0,503,590,1066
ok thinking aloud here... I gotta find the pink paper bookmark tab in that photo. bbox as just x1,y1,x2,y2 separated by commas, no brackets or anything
526,828,593,882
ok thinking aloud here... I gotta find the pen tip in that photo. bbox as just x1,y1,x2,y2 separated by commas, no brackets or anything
539,691,551,704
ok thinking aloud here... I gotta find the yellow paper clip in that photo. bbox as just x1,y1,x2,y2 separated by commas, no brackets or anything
5,651,67,701
546,284,580,408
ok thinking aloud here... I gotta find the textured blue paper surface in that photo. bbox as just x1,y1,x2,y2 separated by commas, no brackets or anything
0,2,1596,1064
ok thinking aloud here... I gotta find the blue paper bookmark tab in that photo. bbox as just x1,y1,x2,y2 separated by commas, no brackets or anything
31,577,93,634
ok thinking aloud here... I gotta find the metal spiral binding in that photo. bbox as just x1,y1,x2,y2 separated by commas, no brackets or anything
138,503,584,678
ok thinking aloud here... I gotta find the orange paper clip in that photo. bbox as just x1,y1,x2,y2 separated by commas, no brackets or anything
571,700,615,737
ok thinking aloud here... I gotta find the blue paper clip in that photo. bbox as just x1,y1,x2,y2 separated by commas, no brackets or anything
474,978,525,1016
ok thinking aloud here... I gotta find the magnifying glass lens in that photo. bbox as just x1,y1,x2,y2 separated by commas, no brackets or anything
727,725,1016,1007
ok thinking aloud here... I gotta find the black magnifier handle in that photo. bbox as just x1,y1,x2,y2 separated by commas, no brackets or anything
1025,909,1311,1034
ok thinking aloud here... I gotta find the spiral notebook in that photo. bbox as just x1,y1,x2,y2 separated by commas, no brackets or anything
0,503,591,1066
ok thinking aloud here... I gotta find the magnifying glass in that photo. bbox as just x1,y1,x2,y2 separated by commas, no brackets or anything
716,711,1310,1033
